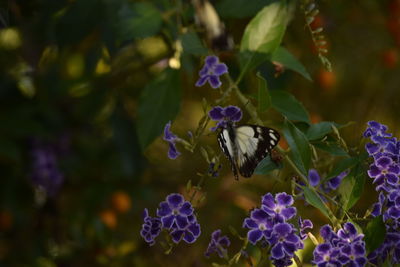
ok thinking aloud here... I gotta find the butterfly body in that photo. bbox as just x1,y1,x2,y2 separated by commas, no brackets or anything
217,123,280,179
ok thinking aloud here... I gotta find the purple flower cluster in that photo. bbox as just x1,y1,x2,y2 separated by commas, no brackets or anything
204,229,231,258
313,223,367,267
140,193,201,246
208,105,242,131
163,121,181,159
296,169,348,203
29,139,65,197
243,192,312,267
308,169,348,192
364,121,400,192
195,56,228,89
363,121,400,264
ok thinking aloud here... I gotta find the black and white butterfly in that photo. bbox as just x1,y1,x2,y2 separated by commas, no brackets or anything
217,122,280,179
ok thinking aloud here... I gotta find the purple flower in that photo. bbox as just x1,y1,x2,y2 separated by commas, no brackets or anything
204,229,231,258
299,217,313,240
243,208,274,245
195,56,228,88
313,243,342,267
208,162,222,178
313,223,366,267
308,169,320,187
140,209,162,246
170,214,201,244
363,121,392,144
208,105,242,131
157,193,194,229
367,156,400,191
297,170,348,203
141,193,201,246
163,121,181,159
368,231,400,265
243,192,311,266
339,242,367,266
261,192,297,222
337,222,364,243
371,192,385,217
30,140,64,197
268,223,303,260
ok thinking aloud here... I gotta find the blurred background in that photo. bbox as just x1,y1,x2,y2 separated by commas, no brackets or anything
0,0,400,266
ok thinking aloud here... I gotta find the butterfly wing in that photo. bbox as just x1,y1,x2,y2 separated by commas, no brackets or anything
218,128,239,179
234,125,280,177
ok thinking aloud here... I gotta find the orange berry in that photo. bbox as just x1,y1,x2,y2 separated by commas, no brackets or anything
382,48,398,69
310,113,322,124
279,138,289,150
317,70,336,91
100,210,117,229
0,211,12,231
111,191,132,214
309,15,325,30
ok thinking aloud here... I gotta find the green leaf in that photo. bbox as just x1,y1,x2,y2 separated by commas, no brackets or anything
239,1,293,71
338,164,366,211
256,73,271,112
254,156,283,175
326,157,359,179
118,2,162,41
303,187,330,218
307,122,338,140
271,46,312,81
111,105,144,176
137,68,181,149
364,216,386,253
216,0,274,19
181,31,207,56
283,119,311,176
313,142,348,156
240,1,290,54
271,90,310,124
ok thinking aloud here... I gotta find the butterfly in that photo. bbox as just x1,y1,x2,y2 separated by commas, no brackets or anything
217,122,280,179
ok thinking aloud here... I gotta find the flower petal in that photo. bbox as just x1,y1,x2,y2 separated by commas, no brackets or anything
271,243,285,259
308,169,321,187
205,55,218,66
157,201,172,217
214,63,228,75
195,75,209,87
179,201,193,216
208,106,224,121
276,192,294,206
209,75,222,88
248,229,263,245
167,193,184,208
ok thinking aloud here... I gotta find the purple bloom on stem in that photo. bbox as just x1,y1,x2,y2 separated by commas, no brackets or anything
313,243,342,267
299,217,313,240
140,208,162,246
170,218,201,244
204,229,231,258
371,192,386,217
195,56,228,88
268,223,302,260
30,140,64,197
367,156,400,191
156,193,194,229
313,223,366,267
327,171,348,190
163,121,181,159
308,169,320,187
208,105,242,131
337,222,364,243
243,208,274,245
261,192,297,222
